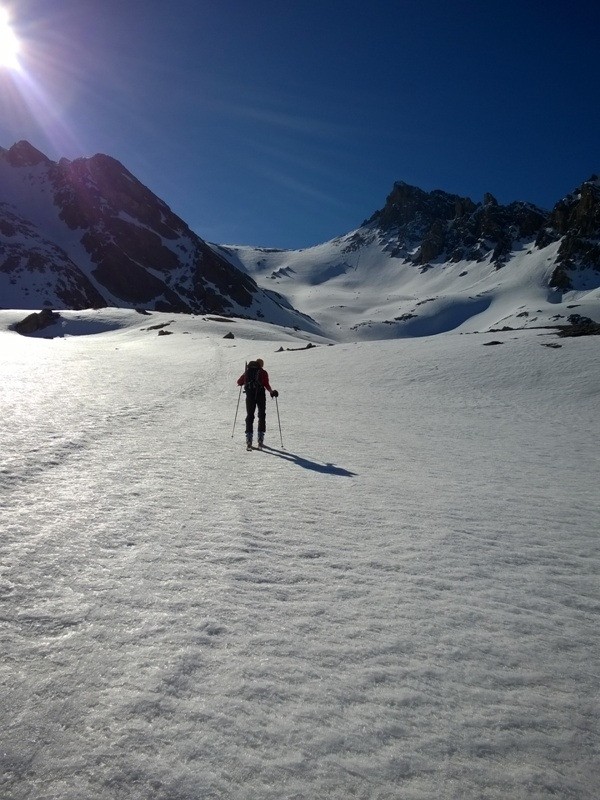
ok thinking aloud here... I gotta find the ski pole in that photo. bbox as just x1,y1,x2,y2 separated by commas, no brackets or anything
275,396,284,448
232,362,247,438
231,383,243,438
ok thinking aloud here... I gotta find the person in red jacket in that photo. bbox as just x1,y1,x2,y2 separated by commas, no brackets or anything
237,358,278,449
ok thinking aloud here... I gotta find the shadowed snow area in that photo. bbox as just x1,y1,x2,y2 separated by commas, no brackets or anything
0,311,598,800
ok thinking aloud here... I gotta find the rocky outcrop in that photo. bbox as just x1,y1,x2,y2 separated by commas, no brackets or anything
48,150,257,312
536,177,600,290
446,200,546,267
10,308,61,335
365,182,473,261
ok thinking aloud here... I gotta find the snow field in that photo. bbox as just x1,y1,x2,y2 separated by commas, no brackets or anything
1,317,599,799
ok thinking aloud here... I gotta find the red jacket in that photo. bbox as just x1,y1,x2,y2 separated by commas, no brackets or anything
237,368,273,393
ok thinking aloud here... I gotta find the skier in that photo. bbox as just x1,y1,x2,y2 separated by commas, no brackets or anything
237,358,278,450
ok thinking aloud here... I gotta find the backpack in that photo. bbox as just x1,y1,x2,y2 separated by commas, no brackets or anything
244,361,263,394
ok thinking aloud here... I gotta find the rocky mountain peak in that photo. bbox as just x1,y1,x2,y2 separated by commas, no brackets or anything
3,140,51,168
366,180,546,268
0,140,275,318
483,192,499,207
366,174,600,286
368,181,473,231
547,177,600,235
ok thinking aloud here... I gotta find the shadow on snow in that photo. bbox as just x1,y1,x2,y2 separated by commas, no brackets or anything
262,446,357,477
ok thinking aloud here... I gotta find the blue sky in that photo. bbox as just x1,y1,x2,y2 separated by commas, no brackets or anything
1,0,599,249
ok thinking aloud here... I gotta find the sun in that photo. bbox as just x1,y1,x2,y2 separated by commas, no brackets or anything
0,7,20,70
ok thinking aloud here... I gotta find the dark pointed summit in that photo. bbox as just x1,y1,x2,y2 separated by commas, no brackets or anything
4,140,52,167
367,181,474,230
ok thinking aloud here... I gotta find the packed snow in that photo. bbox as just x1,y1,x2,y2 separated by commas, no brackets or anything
1,309,598,800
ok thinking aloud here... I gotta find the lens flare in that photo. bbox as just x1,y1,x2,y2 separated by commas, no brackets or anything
0,6,20,70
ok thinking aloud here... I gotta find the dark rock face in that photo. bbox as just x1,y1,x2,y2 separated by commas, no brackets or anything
447,200,546,267
0,142,259,314
368,181,471,231
537,177,600,290
367,181,547,267
364,183,473,261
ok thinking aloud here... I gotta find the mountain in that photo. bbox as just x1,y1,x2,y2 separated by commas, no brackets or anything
0,141,316,332
218,178,600,340
2,140,599,340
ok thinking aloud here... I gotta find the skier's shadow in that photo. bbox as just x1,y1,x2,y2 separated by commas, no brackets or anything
262,446,357,477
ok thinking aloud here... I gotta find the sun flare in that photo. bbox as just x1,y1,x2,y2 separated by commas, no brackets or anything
0,7,20,69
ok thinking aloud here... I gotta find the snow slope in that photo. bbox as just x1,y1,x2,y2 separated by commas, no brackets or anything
1,310,598,799
215,230,600,341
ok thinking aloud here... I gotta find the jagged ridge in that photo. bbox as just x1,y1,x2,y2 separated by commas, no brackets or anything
365,178,600,287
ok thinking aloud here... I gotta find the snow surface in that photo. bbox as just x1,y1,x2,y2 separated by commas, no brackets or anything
216,233,600,342
1,309,599,799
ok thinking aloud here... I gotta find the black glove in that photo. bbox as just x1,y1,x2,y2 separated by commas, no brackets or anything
270,390,279,398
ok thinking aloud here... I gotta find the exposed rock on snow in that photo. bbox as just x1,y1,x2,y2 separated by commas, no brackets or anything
557,314,600,336
10,308,61,335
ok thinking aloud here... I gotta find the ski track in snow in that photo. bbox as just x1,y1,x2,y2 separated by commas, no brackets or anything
1,321,599,800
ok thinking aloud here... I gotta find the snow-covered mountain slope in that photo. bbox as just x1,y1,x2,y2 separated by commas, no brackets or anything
1,311,598,799
0,141,317,333
215,178,600,341
214,231,598,341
